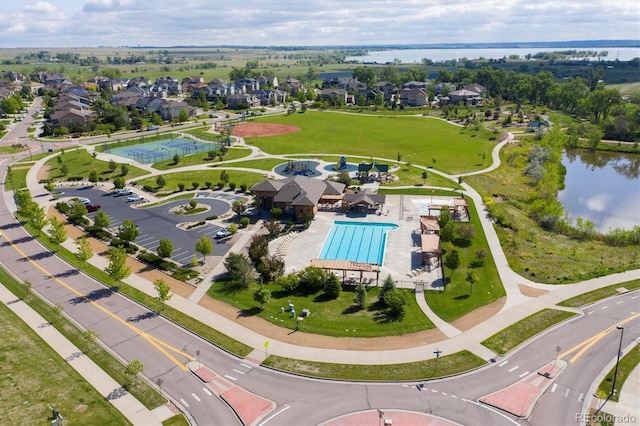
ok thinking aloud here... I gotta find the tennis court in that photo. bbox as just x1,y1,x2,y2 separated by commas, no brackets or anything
108,138,220,163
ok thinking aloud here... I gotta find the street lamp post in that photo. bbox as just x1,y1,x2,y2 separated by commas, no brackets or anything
610,326,624,397
433,348,443,377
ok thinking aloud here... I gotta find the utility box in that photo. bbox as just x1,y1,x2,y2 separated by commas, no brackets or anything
302,309,310,317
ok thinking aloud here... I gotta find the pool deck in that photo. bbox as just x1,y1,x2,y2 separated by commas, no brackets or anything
280,194,446,289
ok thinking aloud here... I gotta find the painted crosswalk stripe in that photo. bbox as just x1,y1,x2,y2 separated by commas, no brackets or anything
451,395,458,399
432,389,438,393
578,393,584,401
441,392,447,396
192,393,201,402
519,371,529,378
601,306,608,309
508,366,519,372
180,398,189,408
240,363,253,369
564,389,570,397
551,384,557,393
587,311,594,315
617,301,624,304
498,361,508,367
225,375,237,381
203,387,212,396
233,369,246,375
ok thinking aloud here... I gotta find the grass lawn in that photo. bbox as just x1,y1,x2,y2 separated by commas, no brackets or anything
208,280,435,337
263,350,486,380
558,280,640,308
134,170,266,194
596,345,640,402
424,199,505,322
482,309,577,355
5,164,31,190
44,148,149,182
0,301,130,425
465,140,639,283
250,111,498,174
0,144,30,154
384,165,460,188
152,147,252,170
214,158,286,171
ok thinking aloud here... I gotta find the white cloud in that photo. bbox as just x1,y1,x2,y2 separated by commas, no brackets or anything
0,0,638,47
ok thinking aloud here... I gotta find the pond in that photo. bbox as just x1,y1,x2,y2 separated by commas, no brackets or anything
559,149,640,232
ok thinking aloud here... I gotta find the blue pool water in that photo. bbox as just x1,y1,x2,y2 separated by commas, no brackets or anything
319,221,398,265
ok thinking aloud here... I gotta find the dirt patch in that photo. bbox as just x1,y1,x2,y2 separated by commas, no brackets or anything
231,122,301,138
518,284,549,297
37,164,51,182
450,297,506,332
198,295,447,350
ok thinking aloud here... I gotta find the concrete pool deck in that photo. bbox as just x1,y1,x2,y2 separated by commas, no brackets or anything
278,194,447,289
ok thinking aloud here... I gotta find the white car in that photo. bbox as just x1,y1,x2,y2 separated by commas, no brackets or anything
126,195,144,203
70,197,91,206
114,189,133,197
215,228,232,239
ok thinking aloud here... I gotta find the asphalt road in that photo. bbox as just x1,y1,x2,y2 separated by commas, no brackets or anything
57,186,238,265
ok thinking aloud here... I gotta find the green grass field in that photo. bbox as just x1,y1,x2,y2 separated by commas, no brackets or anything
208,281,434,337
0,302,130,425
558,280,640,308
597,344,639,402
482,309,577,355
44,148,149,182
250,112,498,174
134,169,266,193
263,350,486,380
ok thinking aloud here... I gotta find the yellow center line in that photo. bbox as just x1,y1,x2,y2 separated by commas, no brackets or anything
1,230,194,370
558,312,640,363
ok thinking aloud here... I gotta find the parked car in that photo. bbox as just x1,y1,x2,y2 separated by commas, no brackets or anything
146,125,159,131
126,195,144,203
215,227,232,239
70,197,91,206
113,189,133,197
86,203,101,212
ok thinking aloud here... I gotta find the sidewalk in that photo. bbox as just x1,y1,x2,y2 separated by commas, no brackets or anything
0,283,167,425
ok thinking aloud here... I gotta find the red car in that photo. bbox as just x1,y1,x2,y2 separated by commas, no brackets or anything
86,203,101,212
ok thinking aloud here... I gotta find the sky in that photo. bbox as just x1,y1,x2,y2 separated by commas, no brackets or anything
0,0,639,48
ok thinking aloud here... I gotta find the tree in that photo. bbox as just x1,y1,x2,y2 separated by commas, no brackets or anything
105,246,131,289
465,271,478,294
383,289,408,319
125,360,144,386
172,153,180,165
60,164,69,176
75,236,93,265
258,254,285,282
270,207,283,220
94,210,110,229
421,171,428,184
220,170,230,183
298,208,314,227
264,219,281,237
297,266,326,294
29,205,48,236
224,252,255,287
378,274,396,302
153,278,172,311
156,175,166,188
352,66,375,88
253,285,271,308
89,170,99,183
120,164,129,177
438,208,451,229
48,216,67,248
195,235,213,260
178,108,189,123
248,234,268,265
354,282,367,309
232,200,246,216
118,219,139,246
108,159,118,173
323,273,342,299
336,170,351,186
157,238,174,259
444,249,461,283
113,176,125,189
440,222,455,243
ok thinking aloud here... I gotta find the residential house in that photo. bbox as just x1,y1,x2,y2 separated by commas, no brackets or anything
259,75,278,88
250,89,287,105
462,83,487,97
227,93,261,109
402,81,428,90
399,88,428,106
279,78,305,95
448,89,483,105
50,108,94,128
320,88,349,104
157,99,193,121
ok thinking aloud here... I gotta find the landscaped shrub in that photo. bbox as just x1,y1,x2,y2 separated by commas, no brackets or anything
84,225,112,240
205,215,218,220
240,217,250,228
239,183,248,192
191,182,199,190
172,268,199,282
143,185,157,193
56,202,70,214
68,176,84,181
178,183,185,191
228,182,236,191
216,181,225,189
205,181,212,189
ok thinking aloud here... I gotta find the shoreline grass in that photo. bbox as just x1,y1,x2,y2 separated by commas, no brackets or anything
482,309,577,355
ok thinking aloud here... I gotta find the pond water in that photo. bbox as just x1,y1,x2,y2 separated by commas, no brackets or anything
558,149,640,232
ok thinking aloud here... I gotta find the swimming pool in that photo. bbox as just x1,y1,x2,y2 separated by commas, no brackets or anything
319,221,398,265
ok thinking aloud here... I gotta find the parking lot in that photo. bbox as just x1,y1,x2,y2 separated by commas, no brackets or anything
59,187,240,266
